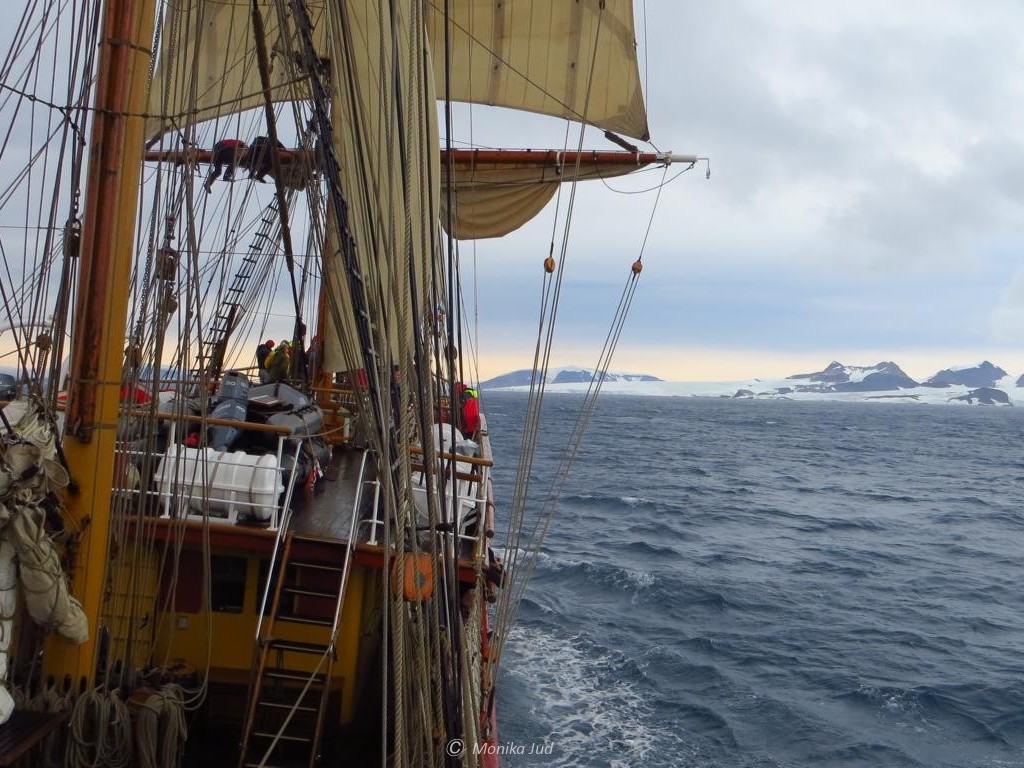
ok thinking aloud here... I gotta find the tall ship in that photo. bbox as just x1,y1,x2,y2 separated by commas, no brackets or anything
0,0,694,765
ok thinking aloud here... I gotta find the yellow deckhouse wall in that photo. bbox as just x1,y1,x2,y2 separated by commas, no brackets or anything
152,549,367,724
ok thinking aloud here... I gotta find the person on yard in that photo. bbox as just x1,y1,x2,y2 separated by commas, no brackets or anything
245,136,285,182
204,138,246,192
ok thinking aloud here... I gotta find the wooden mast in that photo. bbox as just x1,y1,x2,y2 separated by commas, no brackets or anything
45,0,158,685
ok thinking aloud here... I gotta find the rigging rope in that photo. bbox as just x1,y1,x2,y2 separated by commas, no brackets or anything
489,3,613,673
487,101,679,692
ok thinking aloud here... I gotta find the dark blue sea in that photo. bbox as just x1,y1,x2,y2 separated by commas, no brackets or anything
484,393,1024,768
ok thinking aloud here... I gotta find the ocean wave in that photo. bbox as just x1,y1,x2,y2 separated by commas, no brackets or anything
558,491,693,518
803,741,924,768
560,491,652,507
838,684,1019,748
623,539,680,557
538,557,657,592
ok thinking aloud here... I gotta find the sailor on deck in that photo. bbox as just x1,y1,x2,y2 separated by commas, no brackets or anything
265,340,291,383
256,339,274,383
455,383,480,436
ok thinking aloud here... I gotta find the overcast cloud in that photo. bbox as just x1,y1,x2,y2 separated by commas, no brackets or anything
462,1,1024,381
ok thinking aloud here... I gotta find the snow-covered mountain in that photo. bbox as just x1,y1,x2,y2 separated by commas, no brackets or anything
924,361,1008,388
482,361,1023,406
787,360,917,392
480,365,660,389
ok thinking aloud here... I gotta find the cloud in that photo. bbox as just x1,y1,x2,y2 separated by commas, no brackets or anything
991,266,1024,344
459,1,1024,378
665,7,1023,250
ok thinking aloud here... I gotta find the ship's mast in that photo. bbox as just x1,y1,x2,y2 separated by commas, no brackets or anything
46,0,157,685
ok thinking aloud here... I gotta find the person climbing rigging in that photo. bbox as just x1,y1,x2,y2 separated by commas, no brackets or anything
245,136,285,182
203,138,246,192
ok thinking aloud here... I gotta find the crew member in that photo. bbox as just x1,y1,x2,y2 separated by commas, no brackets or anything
256,339,274,383
245,136,285,182
265,340,291,383
456,383,480,436
256,339,274,368
204,138,246,192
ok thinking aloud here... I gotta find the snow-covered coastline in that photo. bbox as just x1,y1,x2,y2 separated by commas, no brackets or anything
484,377,1020,405
481,362,1023,405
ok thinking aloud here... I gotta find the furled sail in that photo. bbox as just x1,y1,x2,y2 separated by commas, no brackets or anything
425,0,650,141
440,150,652,239
0,403,87,724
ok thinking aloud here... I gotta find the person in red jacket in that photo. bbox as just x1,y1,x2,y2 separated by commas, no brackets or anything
204,138,246,192
456,383,480,436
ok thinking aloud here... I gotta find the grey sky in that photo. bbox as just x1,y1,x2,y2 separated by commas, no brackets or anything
461,1,1024,381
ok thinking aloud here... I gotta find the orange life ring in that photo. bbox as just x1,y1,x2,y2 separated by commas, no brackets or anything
391,552,434,601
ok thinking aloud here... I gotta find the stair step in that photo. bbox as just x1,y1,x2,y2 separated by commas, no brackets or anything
258,700,318,713
277,613,333,627
283,585,337,600
264,667,327,684
267,638,332,656
290,560,344,572
253,730,312,743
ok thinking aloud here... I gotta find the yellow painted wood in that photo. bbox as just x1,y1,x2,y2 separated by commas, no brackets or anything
335,565,365,723
101,545,159,671
151,556,369,725
43,0,157,686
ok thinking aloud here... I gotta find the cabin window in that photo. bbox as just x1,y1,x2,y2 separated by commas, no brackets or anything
210,556,247,613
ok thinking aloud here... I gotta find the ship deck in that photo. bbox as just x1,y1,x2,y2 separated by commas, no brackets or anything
290,443,369,541
143,444,487,582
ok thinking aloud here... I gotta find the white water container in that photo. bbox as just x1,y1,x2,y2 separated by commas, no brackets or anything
156,445,282,523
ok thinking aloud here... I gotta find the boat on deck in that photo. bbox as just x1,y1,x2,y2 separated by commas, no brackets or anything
0,1,693,765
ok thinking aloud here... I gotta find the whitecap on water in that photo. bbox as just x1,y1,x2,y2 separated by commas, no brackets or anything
499,624,692,767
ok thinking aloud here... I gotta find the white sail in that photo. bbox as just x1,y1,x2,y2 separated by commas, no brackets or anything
145,1,330,140
426,0,650,140
148,0,649,140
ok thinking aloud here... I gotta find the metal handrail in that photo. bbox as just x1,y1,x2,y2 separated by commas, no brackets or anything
253,499,293,643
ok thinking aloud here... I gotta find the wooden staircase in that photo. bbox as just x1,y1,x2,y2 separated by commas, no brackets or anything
237,533,352,768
